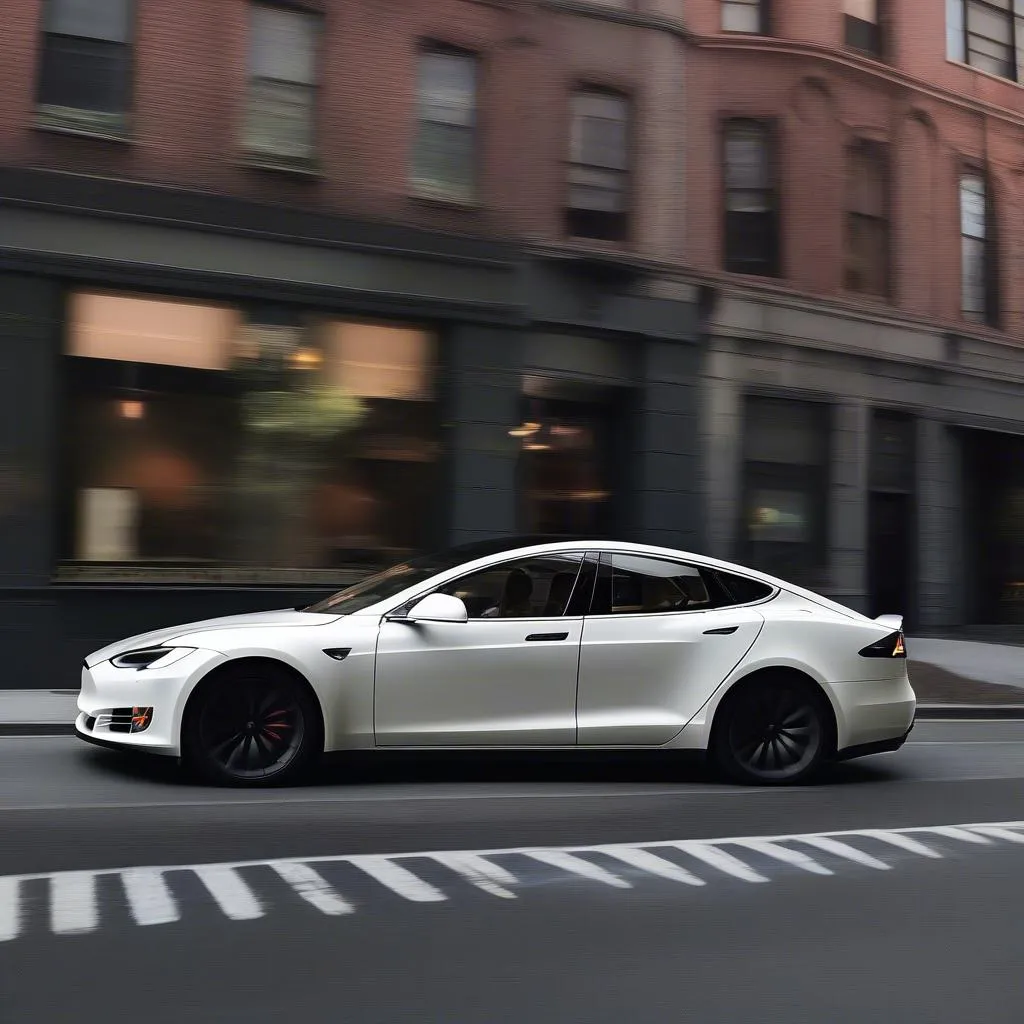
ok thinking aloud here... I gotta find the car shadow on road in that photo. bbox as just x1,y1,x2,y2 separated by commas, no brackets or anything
78,744,905,792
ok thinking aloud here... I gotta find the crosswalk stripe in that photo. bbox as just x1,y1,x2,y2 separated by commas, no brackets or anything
930,826,993,845
527,850,631,888
600,846,706,886
968,826,1024,844
862,831,942,859
194,866,263,920
672,842,767,883
51,872,98,935
796,836,891,871
729,839,832,876
349,856,447,902
0,877,20,942
433,853,518,899
122,868,179,926
270,862,353,916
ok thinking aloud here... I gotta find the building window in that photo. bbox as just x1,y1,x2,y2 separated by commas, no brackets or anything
948,0,1024,80
960,172,999,326
742,397,830,589
567,90,630,243
844,0,883,55
723,120,779,277
411,48,478,203
722,0,769,33
36,0,132,135
844,141,889,297
61,291,441,582
244,4,319,167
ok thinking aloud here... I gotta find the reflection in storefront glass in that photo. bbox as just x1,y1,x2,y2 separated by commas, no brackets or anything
64,291,440,579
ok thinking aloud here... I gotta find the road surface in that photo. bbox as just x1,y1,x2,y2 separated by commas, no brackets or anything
2,722,1024,1021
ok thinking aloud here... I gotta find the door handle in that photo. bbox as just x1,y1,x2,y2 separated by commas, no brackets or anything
525,632,569,642
703,626,739,635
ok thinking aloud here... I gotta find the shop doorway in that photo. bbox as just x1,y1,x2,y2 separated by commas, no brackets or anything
868,491,913,619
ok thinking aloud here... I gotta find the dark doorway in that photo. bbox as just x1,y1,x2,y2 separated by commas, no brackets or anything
868,491,912,619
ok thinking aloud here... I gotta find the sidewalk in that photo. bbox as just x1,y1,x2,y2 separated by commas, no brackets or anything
1,636,1021,734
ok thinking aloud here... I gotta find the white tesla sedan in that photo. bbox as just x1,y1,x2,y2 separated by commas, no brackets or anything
76,537,916,787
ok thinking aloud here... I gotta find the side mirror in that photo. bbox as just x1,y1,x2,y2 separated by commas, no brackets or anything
405,593,469,624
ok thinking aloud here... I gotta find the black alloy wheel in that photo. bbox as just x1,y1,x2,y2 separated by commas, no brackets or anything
714,676,829,786
185,665,319,786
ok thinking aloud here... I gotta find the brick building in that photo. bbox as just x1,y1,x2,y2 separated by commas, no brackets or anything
0,0,1020,682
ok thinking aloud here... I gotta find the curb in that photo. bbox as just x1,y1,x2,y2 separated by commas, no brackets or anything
0,723,77,736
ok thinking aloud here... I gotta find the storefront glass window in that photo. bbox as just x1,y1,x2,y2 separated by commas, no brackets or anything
742,396,830,587
61,290,440,582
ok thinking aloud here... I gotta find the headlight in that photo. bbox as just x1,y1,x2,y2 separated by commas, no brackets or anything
110,647,196,670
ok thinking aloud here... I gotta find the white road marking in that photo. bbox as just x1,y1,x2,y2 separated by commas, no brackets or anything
599,845,705,886
796,836,891,871
5,817,1024,941
194,866,263,921
671,842,768,883
0,877,20,942
51,872,97,935
270,861,352,916
349,856,446,903
433,853,518,899
121,868,179,926
527,850,631,888
729,838,832,876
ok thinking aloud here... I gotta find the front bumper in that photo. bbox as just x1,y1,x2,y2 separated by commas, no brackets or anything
75,647,227,756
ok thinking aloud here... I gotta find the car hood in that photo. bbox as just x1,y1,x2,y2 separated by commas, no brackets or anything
83,609,342,668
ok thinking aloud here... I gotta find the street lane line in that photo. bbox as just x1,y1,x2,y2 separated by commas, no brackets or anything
349,856,446,902
931,826,993,845
598,845,705,886
432,853,518,899
121,868,179,926
671,842,768,883
51,872,98,935
728,839,832,876
526,850,631,888
194,866,263,920
0,877,19,942
270,862,353,916
796,837,891,871
861,831,942,859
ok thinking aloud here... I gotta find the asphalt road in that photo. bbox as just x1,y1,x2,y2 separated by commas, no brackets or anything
3,723,1024,1022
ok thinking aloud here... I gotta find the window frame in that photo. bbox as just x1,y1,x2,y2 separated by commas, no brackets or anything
843,0,884,57
409,42,480,205
585,551,779,619
721,117,781,278
243,1,323,170
35,0,135,138
565,86,633,245
721,0,770,34
843,138,890,300
959,167,1000,328
959,0,1024,81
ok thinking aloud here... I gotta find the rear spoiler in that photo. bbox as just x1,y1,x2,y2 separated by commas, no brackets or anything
874,614,903,632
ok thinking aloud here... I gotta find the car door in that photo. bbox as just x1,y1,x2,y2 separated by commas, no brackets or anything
576,552,766,746
373,551,592,747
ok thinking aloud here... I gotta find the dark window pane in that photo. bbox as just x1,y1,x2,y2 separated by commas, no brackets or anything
38,36,129,113
438,554,584,619
48,0,130,42
845,14,883,53
566,206,628,241
593,554,713,616
725,209,777,276
714,570,775,605
845,213,887,295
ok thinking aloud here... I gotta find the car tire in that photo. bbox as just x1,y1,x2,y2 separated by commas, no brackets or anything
711,673,832,786
182,663,321,787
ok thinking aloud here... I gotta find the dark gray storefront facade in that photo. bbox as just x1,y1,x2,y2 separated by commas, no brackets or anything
0,169,702,687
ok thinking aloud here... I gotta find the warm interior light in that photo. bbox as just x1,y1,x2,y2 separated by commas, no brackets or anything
509,422,542,438
289,347,323,369
119,399,145,420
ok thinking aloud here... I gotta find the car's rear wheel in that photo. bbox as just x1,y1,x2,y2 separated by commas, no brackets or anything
183,663,320,787
712,674,831,786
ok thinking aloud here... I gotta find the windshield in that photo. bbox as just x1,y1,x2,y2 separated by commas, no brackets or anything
303,535,575,615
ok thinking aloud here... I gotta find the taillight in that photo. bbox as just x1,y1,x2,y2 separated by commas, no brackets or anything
859,630,907,659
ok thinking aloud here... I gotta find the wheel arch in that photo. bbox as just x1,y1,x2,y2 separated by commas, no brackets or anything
181,655,327,754
706,665,840,758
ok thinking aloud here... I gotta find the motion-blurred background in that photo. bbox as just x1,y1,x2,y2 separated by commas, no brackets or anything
0,0,1021,684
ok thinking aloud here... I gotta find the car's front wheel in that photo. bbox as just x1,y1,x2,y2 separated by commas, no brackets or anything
183,663,320,787
712,674,831,786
